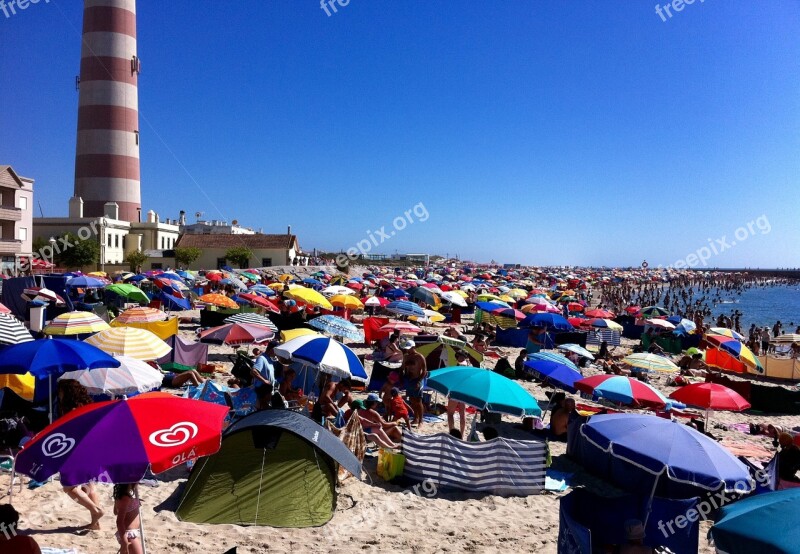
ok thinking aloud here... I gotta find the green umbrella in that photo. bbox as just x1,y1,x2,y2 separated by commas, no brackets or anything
105,283,150,304
427,366,541,417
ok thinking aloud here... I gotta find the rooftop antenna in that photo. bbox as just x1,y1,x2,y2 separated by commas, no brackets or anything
38,201,44,218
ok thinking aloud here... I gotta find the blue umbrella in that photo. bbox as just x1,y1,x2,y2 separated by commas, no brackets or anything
159,292,191,311
386,300,425,318
248,284,276,296
519,313,573,331
710,489,800,554
67,276,106,288
302,278,323,287
160,272,185,283
475,301,509,312
176,270,195,281
126,274,147,283
427,366,541,417
581,414,752,523
274,336,367,381
524,353,582,393
382,288,409,300
308,315,364,342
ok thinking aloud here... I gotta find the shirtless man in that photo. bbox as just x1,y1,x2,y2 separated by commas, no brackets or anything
549,398,575,441
318,375,352,418
401,339,427,428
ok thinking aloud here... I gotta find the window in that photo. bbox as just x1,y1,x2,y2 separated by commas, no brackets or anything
18,196,27,210
115,234,120,248
151,262,163,270
217,257,227,269
18,227,27,241
262,258,272,267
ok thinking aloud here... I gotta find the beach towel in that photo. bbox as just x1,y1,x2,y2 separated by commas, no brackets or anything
338,414,366,481
720,439,772,460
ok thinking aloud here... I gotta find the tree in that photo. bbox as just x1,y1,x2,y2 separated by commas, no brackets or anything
125,250,148,272
55,232,100,269
174,246,202,268
225,246,253,269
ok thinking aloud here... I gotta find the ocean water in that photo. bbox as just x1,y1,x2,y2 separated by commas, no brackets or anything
705,284,800,331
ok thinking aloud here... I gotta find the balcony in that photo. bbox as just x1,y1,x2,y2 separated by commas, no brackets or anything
0,206,22,222
0,239,23,254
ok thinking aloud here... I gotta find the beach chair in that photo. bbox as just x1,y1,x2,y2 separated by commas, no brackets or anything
0,417,32,498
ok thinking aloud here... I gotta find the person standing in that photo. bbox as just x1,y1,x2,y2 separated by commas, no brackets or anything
401,339,427,428
251,347,275,389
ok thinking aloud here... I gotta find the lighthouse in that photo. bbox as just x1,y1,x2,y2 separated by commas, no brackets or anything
74,0,141,222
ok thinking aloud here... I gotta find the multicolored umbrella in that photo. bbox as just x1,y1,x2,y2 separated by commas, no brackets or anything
385,300,425,318
575,375,668,409
60,356,163,397
379,321,422,334
115,307,168,324
85,327,172,360
105,283,150,304
707,327,745,341
623,353,679,373
587,318,623,331
0,313,34,345
308,315,364,342
274,336,367,381
416,340,483,369
640,306,669,318
43,312,110,336
21,287,65,306
706,334,762,370
668,383,751,412
427,366,541,417
234,293,280,313
364,296,389,308
199,323,275,346
198,293,239,309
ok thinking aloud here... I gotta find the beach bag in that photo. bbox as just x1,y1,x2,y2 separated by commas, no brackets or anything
377,448,406,481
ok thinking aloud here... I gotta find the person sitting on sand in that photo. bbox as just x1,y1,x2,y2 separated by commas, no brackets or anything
160,368,205,389
383,334,404,363
619,519,653,554
314,375,353,422
57,380,104,531
514,349,529,380
113,484,143,554
0,504,41,554
549,398,575,442
278,367,305,405
354,396,401,448
777,432,800,488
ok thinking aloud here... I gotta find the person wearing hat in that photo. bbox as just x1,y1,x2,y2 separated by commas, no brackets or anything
620,519,653,554
401,338,427,428
353,393,401,448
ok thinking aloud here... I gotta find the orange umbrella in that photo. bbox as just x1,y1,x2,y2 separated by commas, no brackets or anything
198,293,239,309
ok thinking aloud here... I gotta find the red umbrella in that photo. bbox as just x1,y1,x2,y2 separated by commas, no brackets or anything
490,307,526,321
346,282,364,291
380,321,422,334
668,383,751,412
568,317,591,328
575,375,668,409
567,302,584,312
236,293,280,314
585,308,615,318
199,322,275,345
625,305,641,315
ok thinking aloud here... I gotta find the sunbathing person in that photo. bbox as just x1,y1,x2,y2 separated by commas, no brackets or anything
382,334,404,363
359,393,402,443
352,399,400,449
161,369,205,388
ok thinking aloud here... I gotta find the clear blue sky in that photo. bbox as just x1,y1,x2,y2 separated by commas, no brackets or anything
2,1,798,267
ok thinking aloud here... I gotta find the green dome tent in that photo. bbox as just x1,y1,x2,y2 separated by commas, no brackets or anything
176,410,362,528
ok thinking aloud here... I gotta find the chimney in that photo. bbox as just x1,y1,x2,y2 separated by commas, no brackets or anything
179,210,186,226
69,196,84,218
147,210,156,223
287,225,291,236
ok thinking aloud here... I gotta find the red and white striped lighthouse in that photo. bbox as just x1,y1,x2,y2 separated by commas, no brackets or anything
74,0,141,222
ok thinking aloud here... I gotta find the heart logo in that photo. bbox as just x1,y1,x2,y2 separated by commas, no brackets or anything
148,422,198,448
41,433,75,459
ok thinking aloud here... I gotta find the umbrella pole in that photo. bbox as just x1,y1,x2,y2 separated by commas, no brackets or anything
642,469,664,527
135,485,148,554
49,374,53,424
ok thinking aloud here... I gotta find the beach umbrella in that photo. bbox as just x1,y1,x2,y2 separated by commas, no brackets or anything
519,313,573,331
580,414,752,507
575,375,668,409
85,327,172,360
640,306,669,318
409,309,446,324
385,300,425,318
524,353,582,393
668,383,750,412
116,307,168,324
60,356,163,397
200,323,275,346
440,291,468,307
223,313,278,332
153,277,185,298
21,287,65,306
0,302,11,314
710,489,800,554
43,312,110,336
308,315,364,342
623,353,679,373
382,288,409,300
645,319,675,330
379,321,422,334
248,284,276,297
584,308,615,318
475,301,511,312
105,283,150,304
772,333,800,344
557,343,595,360
198,293,239,309
674,319,697,334
234,293,280,313
409,287,440,307
0,373,35,401
490,307,526,321
415,340,483,369
223,274,248,291
279,328,321,342
284,288,334,310
274,336,367,382
364,296,389,308
706,335,762,370
329,294,364,310
0,313,34,345
707,327,745,341
322,285,354,296
67,276,107,288
587,318,623,331
427,366,541,417
15,393,229,553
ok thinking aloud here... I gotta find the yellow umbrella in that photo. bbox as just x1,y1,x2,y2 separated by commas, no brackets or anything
410,309,446,324
268,282,285,291
278,273,295,282
284,288,333,310
87,271,108,278
477,293,504,303
330,295,364,310
43,312,111,336
198,293,239,309
280,328,322,342
0,373,35,401
453,290,469,298
507,289,528,300
499,294,515,303
84,327,172,360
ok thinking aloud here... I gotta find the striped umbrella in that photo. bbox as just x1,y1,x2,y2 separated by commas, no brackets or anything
85,327,172,360
199,323,275,346
707,327,745,341
575,375,669,409
0,313,34,345
308,315,364,341
21,287,65,306
274,335,367,381
60,356,163,396
116,307,168,324
379,321,422,334
198,293,239,309
43,312,110,336
623,353,679,373
385,300,425,318
640,306,669,318
224,313,279,332
247,284,276,297
557,343,595,360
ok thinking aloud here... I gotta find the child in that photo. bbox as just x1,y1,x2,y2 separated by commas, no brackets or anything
113,484,143,554
381,372,400,415
389,387,411,428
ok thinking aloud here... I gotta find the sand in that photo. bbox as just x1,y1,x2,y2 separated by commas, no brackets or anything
6,283,800,554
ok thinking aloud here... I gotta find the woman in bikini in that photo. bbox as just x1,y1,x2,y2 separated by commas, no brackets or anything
113,483,143,554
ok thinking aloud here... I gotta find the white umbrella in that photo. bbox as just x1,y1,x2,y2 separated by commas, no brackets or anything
441,291,468,307
321,285,355,296
60,356,163,396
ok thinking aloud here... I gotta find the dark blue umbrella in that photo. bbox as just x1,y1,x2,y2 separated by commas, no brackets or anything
302,278,323,287
160,293,191,311
524,353,582,393
710,489,800,554
126,274,147,283
382,288,409,300
67,276,106,288
519,313,573,331
475,301,508,312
